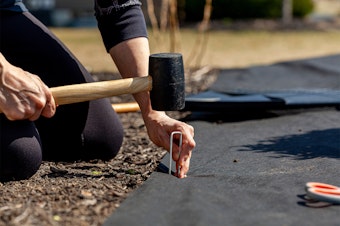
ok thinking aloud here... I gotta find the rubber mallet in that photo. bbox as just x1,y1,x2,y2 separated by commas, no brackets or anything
1,53,185,113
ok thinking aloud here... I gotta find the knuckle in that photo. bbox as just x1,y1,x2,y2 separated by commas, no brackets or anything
35,100,45,111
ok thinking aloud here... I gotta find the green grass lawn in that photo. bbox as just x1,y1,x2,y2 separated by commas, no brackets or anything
51,27,340,72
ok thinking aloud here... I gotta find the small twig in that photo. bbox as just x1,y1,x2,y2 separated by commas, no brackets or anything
12,207,30,225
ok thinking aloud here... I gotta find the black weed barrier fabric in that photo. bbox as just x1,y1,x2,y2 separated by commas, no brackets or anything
185,54,340,112
104,55,340,226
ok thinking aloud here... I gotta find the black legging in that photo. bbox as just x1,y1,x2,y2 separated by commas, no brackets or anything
0,11,124,181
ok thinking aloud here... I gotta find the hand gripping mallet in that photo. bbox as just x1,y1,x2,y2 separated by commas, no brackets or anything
0,53,185,113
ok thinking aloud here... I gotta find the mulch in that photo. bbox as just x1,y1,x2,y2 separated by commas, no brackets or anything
0,68,218,226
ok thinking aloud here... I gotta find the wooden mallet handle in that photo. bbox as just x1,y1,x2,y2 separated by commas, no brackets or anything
51,76,152,105
0,76,151,114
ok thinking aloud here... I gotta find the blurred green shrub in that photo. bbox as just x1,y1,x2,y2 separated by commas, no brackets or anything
292,0,314,18
181,0,314,21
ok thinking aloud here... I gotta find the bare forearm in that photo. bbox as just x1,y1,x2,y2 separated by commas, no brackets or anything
108,37,156,115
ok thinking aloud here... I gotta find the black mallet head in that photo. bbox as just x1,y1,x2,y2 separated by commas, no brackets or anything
149,53,185,111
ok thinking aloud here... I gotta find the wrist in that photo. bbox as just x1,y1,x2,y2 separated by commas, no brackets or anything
0,54,5,85
0,52,9,76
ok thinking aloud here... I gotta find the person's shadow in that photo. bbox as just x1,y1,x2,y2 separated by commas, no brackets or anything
241,128,340,160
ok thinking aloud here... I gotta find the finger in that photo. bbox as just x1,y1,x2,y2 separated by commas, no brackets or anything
26,91,45,121
41,85,56,118
170,133,185,161
174,128,195,161
41,98,56,118
29,76,56,118
171,143,181,162
176,157,190,178
171,125,195,177
28,108,42,121
25,95,44,121
177,143,192,178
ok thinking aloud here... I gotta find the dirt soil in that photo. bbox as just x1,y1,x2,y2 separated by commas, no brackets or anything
0,68,218,226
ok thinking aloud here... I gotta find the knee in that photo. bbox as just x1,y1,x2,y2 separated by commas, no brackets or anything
94,123,124,160
0,137,42,182
107,125,124,159
83,120,124,161
81,99,125,161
